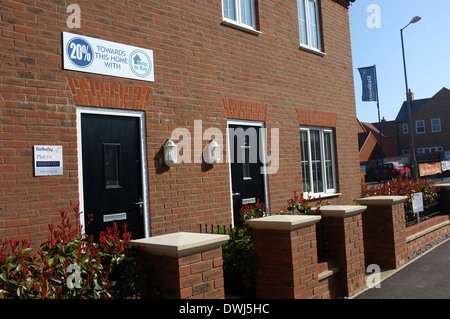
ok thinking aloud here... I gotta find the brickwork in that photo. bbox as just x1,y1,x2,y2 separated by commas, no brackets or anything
141,248,224,299
67,78,152,110
405,215,450,257
319,214,365,296
356,197,408,269
132,233,228,299
252,226,319,299
0,0,359,245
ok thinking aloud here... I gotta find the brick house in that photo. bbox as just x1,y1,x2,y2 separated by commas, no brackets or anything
395,87,450,162
1,0,360,246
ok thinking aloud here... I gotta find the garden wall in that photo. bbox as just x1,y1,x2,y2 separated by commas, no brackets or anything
133,191,450,299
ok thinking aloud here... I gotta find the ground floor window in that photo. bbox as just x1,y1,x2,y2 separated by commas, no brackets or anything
300,126,336,194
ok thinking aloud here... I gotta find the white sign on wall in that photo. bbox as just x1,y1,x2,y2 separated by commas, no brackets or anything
63,32,154,82
34,146,63,176
412,192,424,214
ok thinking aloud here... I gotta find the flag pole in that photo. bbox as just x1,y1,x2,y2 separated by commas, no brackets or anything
373,65,385,183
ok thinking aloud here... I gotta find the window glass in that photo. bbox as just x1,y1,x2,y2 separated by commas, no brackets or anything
307,0,320,49
223,0,256,29
297,0,321,50
300,127,336,194
240,0,252,26
323,131,334,190
297,0,307,45
104,143,121,188
223,0,236,20
301,130,311,192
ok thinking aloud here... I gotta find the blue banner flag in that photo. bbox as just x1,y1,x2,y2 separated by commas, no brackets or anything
358,66,378,102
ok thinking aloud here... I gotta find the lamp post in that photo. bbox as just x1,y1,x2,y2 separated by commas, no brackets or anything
401,16,421,180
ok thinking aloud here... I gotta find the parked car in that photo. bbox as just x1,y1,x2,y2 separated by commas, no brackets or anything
376,161,411,181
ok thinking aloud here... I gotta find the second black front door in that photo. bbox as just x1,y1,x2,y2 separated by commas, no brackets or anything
228,123,266,225
81,113,144,239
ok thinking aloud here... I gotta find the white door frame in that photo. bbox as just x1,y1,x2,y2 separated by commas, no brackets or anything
76,107,151,238
226,119,270,226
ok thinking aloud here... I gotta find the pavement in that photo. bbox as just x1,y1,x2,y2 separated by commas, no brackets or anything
352,237,450,299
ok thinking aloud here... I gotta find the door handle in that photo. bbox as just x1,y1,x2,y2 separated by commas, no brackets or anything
232,192,241,196
135,200,144,218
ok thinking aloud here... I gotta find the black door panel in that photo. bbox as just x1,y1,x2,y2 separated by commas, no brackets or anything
81,113,144,239
229,123,266,225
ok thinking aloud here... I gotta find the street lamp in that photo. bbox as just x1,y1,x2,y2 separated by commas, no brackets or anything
401,16,421,180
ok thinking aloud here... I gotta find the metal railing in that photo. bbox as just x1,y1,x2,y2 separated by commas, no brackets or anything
199,224,231,234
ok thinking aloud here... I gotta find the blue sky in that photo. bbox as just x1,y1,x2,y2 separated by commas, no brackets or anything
349,0,450,123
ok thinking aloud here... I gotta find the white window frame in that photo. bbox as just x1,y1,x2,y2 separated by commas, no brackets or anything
297,0,322,52
300,126,336,196
402,123,408,134
416,120,425,134
431,118,441,133
222,0,259,34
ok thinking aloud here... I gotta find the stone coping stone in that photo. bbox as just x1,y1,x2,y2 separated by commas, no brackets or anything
436,183,450,190
320,205,367,218
132,232,229,258
245,214,321,231
356,195,408,206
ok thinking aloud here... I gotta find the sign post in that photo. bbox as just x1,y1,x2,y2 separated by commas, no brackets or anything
411,192,424,224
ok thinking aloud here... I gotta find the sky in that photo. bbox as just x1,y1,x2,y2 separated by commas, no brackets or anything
349,0,450,124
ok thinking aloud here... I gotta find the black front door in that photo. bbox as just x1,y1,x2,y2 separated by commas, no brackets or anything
81,113,144,239
229,123,266,225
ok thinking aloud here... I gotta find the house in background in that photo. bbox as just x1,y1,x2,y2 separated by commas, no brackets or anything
358,118,398,161
357,118,379,162
358,118,399,181
395,88,450,162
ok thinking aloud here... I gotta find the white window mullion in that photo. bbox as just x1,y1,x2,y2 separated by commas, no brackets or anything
306,129,314,193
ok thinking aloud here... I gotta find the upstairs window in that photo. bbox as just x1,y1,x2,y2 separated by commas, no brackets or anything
222,0,258,31
431,118,441,132
402,123,408,134
297,0,322,51
416,120,425,134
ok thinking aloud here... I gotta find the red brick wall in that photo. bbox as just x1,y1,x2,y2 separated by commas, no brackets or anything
1,0,358,243
142,247,225,299
252,226,319,299
361,202,408,269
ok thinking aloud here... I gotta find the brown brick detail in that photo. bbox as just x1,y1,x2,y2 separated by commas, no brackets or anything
222,98,267,121
296,109,337,127
67,78,151,110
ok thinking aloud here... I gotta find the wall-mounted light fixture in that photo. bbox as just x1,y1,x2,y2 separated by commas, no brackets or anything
164,139,177,167
203,140,220,166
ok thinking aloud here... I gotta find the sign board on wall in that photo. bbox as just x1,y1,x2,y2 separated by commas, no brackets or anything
419,162,442,177
34,146,63,176
63,32,154,82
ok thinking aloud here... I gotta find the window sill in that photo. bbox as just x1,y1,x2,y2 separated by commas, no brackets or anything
299,45,326,57
303,192,342,200
221,20,262,36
